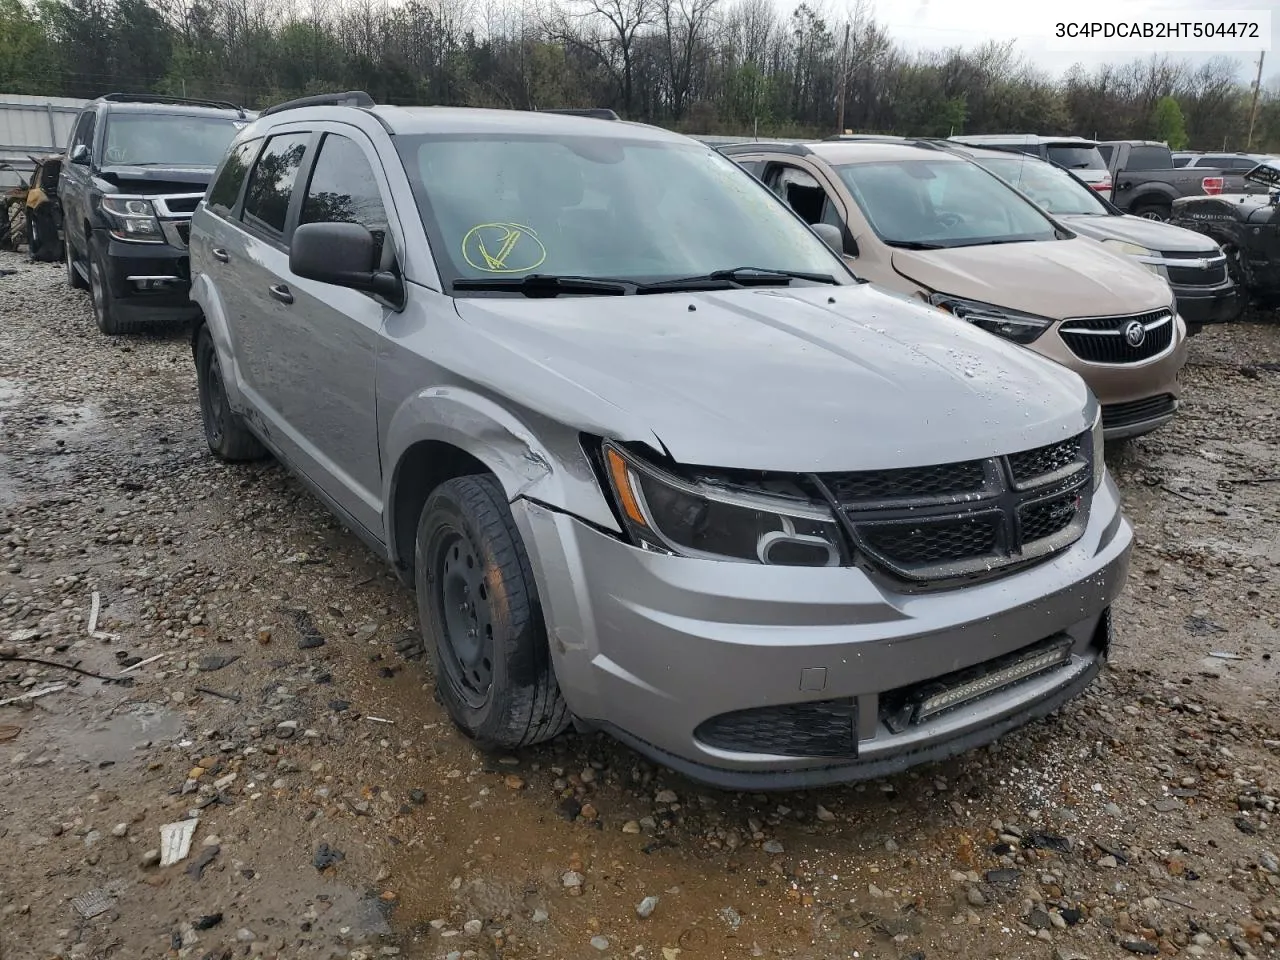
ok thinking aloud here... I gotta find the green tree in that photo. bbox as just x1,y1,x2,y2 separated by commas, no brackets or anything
1152,95,1189,149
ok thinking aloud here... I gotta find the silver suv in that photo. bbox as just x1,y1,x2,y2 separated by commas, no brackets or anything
188,92,1133,788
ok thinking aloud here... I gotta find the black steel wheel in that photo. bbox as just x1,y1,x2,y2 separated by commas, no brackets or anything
194,325,266,461
416,474,569,750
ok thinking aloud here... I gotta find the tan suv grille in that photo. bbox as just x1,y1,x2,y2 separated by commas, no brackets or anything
1059,310,1174,364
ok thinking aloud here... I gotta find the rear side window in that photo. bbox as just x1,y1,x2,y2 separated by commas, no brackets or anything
1046,145,1105,171
1097,144,1114,164
1124,146,1172,170
299,133,389,263
207,137,261,216
242,133,309,236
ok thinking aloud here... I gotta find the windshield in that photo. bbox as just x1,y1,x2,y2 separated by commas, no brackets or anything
979,157,1110,216
102,114,242,167
1045,145,1106,171
395,134,848,290
833,158,1060,247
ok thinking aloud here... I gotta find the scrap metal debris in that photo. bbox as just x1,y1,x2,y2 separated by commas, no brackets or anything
71,888,115,919
159,819,199,867
87,591,100,635
185,845,220,880
0,683,67,707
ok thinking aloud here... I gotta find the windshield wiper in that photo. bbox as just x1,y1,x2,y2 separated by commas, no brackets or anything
452,274,628,297
640,267,838,293
884,240,947,250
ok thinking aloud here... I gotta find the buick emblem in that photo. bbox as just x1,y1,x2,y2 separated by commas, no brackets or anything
1122,320,1146,347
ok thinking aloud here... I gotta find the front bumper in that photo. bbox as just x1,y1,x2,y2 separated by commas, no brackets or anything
1032,316,1188,440
1173,279,1240,328
98,231,197,316
515,476,1132,789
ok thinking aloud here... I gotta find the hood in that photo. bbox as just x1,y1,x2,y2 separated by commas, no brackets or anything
449,283,1091,473
1246,161,1280,190
1059,212,1221,253
890,236,1174,319
97,164,214,194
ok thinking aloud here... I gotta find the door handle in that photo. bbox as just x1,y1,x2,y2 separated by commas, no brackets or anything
211,248,229,262
268,284,294,305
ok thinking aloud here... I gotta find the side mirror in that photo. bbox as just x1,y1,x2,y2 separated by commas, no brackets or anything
812,222,843,254
70,144,90,165
290,222,403,304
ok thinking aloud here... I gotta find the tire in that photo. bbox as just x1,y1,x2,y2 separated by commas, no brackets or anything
1132,202,1171,222
27,206,62,262
194,325,267,461
89,238,144,334
66,236,88,290
415,474,569,750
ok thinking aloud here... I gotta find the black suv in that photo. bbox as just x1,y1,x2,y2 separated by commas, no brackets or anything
60,93,252,333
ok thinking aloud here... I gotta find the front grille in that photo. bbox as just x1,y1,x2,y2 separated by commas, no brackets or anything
1059,310,1174,364
165,196,201,213
859,514,1000,569
1007,436,1082,486
695,699,856,757
821,460,985,503
1165,259,1228,286
1101,394,1177,430
820,435,1093,586
1019,489,1083,542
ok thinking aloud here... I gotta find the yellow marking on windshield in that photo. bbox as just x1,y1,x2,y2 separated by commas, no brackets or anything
462,222,547,273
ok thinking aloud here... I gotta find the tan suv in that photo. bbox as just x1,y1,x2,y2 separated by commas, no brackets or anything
720,138,1189,439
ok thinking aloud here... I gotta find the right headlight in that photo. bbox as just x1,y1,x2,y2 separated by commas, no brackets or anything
100,196,163,243
928,293,1053,344
1091,406,1105,491
1101,239,1164,278
601,442,847,566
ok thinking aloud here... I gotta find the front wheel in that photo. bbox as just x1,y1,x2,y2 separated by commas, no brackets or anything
415,474,569,750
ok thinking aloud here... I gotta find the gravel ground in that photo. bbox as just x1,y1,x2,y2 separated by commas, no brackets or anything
1,250,1279,960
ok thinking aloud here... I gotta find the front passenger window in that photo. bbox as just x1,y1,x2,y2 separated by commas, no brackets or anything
300,133,389,264
242,133,309,237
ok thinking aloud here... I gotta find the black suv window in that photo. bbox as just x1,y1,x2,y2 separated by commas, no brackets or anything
208,138,262,217
242,133,309,237
70,110,96,155
300,133,388,262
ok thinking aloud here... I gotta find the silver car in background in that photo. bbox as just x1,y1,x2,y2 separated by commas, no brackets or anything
188,94,1132,788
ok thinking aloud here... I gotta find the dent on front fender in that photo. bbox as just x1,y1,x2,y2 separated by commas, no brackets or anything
382,385,624,534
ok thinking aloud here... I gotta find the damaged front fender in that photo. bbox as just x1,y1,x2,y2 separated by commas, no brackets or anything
381,384,627,561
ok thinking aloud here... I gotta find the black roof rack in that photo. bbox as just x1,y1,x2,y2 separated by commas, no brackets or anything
541,108,620,120
98,92,247,116
260,91,376,117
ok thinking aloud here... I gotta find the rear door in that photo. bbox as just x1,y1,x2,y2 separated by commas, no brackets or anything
257,125,396,533
228,128,313,426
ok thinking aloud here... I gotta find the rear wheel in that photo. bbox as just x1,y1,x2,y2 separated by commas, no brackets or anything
415,474,569,751
194,325,266,461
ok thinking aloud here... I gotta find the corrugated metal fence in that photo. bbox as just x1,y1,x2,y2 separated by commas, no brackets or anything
1,94,88,189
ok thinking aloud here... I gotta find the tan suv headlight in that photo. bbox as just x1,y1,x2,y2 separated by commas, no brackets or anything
602,442,846,566
928,294,1052,345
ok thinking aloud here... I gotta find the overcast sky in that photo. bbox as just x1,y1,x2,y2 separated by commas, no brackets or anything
868,0,1277,83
